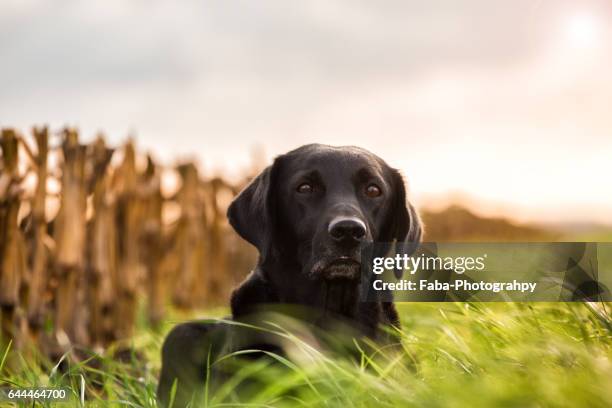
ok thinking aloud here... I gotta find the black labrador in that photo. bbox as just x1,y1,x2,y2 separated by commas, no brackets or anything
157,144,422,406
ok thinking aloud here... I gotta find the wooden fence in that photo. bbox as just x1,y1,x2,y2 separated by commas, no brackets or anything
0,127,257,356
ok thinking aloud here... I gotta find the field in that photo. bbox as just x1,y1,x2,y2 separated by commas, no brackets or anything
1,302,611,407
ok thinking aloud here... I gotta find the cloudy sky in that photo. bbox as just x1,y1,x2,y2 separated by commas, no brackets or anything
1,0,611,224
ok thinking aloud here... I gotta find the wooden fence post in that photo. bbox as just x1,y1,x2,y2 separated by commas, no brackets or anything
113,141,144,340
0,129,27,349
140,156,164,328
86,136,117,347
53,129,88,347
172,163,207,308
24,127,49,343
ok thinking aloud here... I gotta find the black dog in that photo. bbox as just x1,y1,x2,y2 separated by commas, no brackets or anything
157,144,422,406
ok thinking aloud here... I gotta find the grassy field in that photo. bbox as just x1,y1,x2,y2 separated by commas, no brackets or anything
1,302,611,407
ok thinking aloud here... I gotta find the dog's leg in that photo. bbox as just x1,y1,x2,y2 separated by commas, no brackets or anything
158,317,291,407
157,321,228,407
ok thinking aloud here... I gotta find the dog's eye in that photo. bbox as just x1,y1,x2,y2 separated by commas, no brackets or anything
365,184,382,198
296,182,314,194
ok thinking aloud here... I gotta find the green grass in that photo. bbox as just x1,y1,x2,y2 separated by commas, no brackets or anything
1,303,611,407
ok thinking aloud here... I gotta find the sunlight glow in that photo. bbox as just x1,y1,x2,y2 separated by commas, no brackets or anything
565,13,601,49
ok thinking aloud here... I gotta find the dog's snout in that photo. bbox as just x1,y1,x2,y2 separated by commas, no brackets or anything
328,217,367,243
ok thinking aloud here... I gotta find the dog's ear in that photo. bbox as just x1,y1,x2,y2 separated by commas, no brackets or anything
227,161,279,261
391,168,422,248
385,168,423,278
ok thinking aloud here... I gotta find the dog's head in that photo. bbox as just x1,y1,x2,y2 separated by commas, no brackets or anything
228,144,421,282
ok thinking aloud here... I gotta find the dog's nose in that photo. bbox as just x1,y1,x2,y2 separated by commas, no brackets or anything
328,217,367,243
